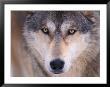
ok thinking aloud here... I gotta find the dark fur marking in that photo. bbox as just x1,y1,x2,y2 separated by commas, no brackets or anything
25,12,48,32
25,15,38,31
55,29,62,46
54,11,63,30
73,12,93,33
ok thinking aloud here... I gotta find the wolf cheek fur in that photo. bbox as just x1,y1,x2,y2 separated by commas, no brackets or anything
22,11,100,77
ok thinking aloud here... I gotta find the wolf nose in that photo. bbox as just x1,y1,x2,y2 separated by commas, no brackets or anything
50,59,64,74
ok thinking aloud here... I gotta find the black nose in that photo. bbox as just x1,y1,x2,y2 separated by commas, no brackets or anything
50,59,64,74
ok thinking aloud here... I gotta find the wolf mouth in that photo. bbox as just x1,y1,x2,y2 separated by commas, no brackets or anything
51,70,63,74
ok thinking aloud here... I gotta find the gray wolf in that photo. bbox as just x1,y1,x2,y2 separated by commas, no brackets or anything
11,11,100,77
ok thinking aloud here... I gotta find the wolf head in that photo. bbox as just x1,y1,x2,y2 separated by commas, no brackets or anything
23,11,100,76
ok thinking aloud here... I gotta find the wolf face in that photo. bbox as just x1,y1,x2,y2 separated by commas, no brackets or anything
23,11,100,76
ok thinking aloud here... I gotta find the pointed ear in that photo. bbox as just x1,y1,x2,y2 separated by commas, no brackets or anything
82,11,100,24
26,11,35,16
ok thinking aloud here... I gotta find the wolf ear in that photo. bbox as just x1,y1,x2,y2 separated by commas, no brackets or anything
26,11,35,17
82,11,100,25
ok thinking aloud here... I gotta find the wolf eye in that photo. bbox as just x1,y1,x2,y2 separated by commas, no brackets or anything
68,29,76,35
41,27,49,34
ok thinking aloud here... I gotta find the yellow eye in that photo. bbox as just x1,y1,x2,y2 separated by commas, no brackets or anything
68,29,76,35
41,27,49,34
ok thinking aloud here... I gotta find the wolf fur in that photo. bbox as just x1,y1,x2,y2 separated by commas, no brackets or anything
11,11,100,77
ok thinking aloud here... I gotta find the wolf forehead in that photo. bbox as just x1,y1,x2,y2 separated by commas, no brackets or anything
24,11,93,33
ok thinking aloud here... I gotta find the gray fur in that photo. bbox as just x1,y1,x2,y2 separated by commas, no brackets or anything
24,11,94,33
